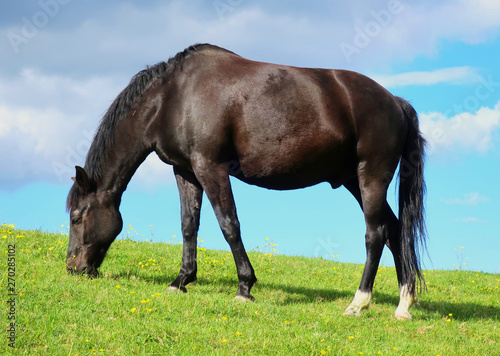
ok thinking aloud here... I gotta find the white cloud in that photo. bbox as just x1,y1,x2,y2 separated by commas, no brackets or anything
0,67,177,190
0,100,94,188
0,1,348,75
336,0,500,67
443,192,490,206
131,154,175,191
433,0,500,43
2,1,500,73
404,0,500,45
420,101,500,155
371,67,481,88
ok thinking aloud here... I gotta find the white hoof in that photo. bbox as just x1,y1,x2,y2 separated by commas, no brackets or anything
394,308,413,320
394,284,418,320
234,295,253,302
343,290,371,317
343,305,363,317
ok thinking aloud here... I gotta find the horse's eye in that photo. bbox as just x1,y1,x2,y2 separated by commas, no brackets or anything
72,217,82,225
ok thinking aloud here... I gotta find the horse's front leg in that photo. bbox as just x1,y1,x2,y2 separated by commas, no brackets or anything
192,160,257,301
167,166,203,293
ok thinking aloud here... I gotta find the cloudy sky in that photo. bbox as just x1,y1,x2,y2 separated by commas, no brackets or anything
1,0,499,273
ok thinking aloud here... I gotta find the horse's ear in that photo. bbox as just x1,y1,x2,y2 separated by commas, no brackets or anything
73,166,93,194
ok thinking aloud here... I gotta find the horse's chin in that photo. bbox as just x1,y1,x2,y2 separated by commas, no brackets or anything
86,266,99,278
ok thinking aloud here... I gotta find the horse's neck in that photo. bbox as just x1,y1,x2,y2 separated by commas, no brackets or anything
96,126,151,198
92,78,166,200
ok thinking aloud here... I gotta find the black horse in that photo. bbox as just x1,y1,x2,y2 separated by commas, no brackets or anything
66,44,426,319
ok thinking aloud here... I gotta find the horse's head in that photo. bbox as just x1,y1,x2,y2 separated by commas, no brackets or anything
66,166,122,276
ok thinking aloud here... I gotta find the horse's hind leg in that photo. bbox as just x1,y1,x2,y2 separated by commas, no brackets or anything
192,160,257,301
387,231,418,319
344,176,417,319
167,167,203,292
343,170,396,316
383,206,418,319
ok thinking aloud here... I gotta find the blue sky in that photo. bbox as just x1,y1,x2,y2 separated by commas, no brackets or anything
1,0,499,273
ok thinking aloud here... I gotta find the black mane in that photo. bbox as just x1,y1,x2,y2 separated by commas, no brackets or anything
66,43,235,211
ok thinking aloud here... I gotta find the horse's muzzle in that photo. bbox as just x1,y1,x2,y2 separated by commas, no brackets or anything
66,260,99,277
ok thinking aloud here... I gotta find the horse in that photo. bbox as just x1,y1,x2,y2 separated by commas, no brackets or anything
66,43,426,319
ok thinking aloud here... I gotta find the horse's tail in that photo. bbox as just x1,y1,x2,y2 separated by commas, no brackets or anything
396,96,427,293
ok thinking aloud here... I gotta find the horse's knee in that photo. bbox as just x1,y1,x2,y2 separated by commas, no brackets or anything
219,219,241,244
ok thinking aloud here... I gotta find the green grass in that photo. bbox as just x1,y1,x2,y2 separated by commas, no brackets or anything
1,225,499,355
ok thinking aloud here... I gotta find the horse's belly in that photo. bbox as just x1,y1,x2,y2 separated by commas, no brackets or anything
233,146,355,190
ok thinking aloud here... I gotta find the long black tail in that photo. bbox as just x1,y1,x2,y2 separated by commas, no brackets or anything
396,97,427,292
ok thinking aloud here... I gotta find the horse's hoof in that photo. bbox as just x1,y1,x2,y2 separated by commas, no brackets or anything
394,309,413,320
343,306,362,317
234,294,255,302
166,285,187,293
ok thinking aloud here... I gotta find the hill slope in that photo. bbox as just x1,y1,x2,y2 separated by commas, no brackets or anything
2,226,499,355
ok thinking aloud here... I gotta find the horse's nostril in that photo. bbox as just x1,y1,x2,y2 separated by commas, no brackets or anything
66,261,87,275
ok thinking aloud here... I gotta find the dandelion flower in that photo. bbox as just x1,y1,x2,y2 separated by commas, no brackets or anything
130,307,137,313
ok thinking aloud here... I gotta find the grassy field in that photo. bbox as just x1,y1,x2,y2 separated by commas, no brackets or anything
1,224,498,355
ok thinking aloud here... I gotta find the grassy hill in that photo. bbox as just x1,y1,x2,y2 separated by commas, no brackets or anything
1,225,498,355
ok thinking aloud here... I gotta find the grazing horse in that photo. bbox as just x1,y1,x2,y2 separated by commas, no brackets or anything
66,44,426,319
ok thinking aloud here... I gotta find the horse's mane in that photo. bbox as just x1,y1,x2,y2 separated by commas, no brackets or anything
66,43,236,211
